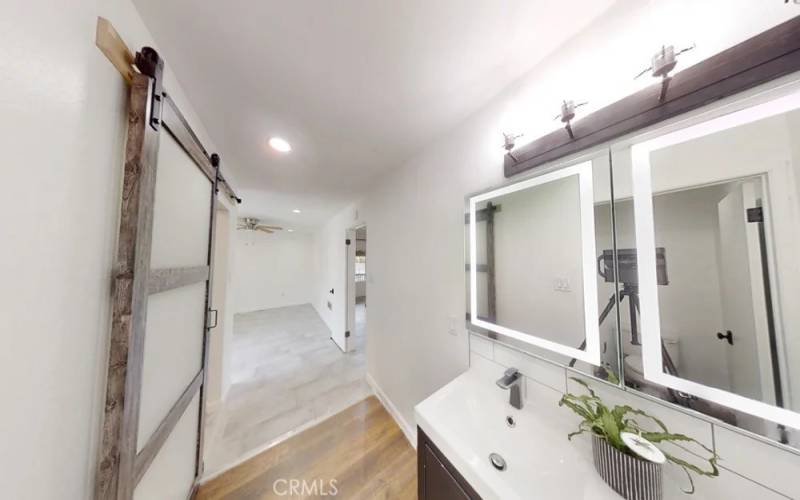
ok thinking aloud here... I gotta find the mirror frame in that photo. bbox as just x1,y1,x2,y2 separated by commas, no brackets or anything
630,87,800,430
468,160,602,365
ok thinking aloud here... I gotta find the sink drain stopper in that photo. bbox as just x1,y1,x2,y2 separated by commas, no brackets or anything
489,452,507,471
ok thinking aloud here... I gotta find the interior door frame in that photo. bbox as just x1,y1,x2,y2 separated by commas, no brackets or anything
95,47,240,500
343,224,366,353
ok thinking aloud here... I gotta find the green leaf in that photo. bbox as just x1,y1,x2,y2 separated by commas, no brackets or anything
559,397,595,422
603,366,620,385
600,411,625,450
569,377,597,398
640,431,716,457
617,406,669,433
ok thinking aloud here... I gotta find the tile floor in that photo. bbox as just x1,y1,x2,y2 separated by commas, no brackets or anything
203,302,370,476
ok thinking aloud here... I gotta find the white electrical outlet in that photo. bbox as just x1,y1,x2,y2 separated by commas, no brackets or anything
447,315,458,336
553,278,572,292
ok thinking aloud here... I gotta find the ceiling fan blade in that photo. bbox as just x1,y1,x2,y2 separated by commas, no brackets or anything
259,225,283,230
255,227,274,233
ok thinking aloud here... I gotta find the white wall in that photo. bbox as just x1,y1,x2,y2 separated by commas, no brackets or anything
491,175,585,345
0,2,236,498
347,0,797,448
601,188,732,390
233,230,314,313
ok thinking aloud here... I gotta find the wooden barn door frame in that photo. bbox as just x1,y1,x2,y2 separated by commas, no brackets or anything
95,46,239,500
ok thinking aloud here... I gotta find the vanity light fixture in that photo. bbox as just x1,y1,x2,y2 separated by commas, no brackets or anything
635,44,696,101
269,136,292,153
554,100,587,139
502,132,524,161
502,132,521,151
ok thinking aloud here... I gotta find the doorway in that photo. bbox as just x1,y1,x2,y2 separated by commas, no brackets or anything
201,222,371,478
345,226,367,354
202,198,234,474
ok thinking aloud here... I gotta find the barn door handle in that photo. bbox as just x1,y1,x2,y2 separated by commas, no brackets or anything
208,309,219,329
716,330,733,345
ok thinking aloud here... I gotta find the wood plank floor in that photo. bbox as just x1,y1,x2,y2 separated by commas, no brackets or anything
204,304,370,476
197,396,417,500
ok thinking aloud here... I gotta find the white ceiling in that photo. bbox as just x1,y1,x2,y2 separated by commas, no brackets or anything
133,0,614,230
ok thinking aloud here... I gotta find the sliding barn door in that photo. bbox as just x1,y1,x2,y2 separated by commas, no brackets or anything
96,48,229,500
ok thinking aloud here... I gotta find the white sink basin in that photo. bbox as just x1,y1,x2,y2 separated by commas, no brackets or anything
415,356,622,500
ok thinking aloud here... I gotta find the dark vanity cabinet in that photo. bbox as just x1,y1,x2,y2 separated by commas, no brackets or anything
418,428,482,500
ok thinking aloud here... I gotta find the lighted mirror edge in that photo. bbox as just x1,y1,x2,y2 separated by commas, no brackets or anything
468,161,602,366
631,86,800,431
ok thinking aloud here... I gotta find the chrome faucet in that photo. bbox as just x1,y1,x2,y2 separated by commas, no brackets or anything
496,367,523,409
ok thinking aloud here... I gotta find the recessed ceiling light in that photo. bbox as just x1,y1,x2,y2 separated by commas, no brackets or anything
269,137,291,153
288,229,295,232
292,209,301,213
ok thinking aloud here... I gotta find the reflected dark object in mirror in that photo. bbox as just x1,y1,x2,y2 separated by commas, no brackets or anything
717,330,734,345
598,248,669,286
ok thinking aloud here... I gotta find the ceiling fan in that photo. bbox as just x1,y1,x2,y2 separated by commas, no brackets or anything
237,217,283,234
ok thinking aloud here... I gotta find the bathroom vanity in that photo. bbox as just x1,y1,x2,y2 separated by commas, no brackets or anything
417,429,479,500
415,360,625,500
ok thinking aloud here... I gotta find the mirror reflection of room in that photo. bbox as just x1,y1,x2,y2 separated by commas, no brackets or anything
614,106,800,445
467,156,619,376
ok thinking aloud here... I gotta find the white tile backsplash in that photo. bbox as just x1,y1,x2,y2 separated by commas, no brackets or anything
469,333,494,360
664,466,791,500
494,343,567,393
469,333,798,500
714,424,800,499
469,348,497,373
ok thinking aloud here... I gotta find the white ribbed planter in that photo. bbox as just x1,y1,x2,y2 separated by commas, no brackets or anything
592,435,663,500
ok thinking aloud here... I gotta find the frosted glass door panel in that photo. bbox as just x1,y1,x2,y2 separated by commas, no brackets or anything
150,133,212,269
134,394,200,500
137,281,205,451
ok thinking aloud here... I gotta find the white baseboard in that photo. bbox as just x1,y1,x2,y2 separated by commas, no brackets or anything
366,373,417,449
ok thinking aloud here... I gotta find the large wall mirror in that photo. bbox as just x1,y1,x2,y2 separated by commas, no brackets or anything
466,153,623,379
616,83,800,446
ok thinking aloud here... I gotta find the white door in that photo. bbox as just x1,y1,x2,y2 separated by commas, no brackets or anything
716,181,773,403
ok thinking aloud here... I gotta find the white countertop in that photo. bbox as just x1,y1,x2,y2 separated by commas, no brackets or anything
415,358,627,500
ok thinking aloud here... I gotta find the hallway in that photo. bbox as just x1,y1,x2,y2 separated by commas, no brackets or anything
204,304,370,476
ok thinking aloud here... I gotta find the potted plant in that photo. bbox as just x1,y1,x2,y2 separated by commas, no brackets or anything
559,375,719,500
